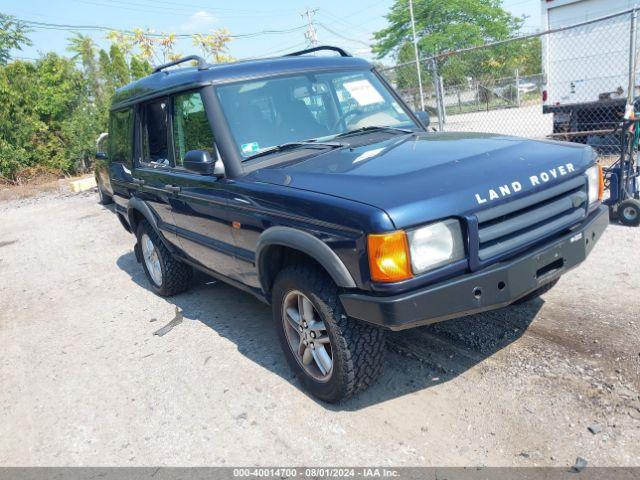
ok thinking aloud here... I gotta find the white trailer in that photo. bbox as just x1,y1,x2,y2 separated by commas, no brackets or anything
542,0,637,141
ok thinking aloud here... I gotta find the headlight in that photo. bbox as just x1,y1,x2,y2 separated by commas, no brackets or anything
585,164,603,205
407,219,465,274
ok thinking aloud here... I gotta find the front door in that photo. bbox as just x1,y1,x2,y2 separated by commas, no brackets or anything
163,90,243,281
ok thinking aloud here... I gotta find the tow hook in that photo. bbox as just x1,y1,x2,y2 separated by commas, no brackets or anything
134,242,142,263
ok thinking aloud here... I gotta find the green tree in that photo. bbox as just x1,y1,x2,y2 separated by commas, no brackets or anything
130,55,152,80
192,29,233,63
67,33,101,102
373,0,522,59
0,13,32,65
0,53,97,179
374,0,541,89
109,44,130,87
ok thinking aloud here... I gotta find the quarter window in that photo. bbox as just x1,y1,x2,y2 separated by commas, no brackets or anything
172,92,215,167
108,108,133,164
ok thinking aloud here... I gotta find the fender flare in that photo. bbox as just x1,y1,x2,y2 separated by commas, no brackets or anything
126,197,175,252
127,197,159,233
255,226,357,293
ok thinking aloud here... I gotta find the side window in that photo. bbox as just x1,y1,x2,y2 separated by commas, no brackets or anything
140,98,170,167
108,108,133,164
172,92,215,167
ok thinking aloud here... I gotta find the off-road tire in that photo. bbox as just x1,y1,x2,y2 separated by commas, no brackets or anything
618,199,640,227
136,220,192,296
272,264,386,403
513,278,559,305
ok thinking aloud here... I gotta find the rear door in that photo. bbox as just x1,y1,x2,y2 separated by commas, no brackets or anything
132,97,181,247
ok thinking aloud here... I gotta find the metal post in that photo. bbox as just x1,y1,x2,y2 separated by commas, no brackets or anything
515,68,521,107
626,8,637,113
439,75,447,125
431,58,445,131
409,0,425,111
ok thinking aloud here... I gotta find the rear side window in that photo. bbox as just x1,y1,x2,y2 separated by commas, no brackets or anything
108,108,133,164
172,92,215,167
140,99,170,167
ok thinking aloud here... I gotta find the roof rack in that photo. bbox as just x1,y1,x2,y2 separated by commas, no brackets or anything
285,45,351,58
153,55,209,74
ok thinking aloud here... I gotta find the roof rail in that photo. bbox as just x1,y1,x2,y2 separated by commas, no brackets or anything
285,45,351,58
153,55,209,74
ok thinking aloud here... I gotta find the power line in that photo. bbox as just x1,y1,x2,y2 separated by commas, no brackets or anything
255,41,308,58
96,0,292,15
16,17,307,40
317,11,378,35
76,0,290,19
315,22,371,47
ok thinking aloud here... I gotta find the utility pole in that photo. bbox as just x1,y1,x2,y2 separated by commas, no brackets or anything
409,0,425,111
301,8,318,48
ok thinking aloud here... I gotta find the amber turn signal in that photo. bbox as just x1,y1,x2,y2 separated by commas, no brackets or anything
367,231,412,283
597,164,604,201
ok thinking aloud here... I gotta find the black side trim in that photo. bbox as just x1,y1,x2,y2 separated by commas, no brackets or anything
255,226,357,292
178,255,267,304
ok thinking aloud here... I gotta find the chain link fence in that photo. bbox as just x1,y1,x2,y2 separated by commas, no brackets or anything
380,8,640,157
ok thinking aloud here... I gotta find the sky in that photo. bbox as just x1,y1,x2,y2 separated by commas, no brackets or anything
4,0,542,65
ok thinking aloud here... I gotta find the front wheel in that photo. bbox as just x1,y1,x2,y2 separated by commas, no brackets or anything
135,220,192,296
272,264,385,403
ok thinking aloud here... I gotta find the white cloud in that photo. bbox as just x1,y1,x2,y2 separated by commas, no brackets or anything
181,11,218,32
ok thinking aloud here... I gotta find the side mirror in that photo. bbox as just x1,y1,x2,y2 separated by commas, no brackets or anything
184,149,215,175
96,151,108,160
414,110,430,128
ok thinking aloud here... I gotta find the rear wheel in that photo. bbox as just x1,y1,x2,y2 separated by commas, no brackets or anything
513,279,559,305
97,186,113,205
272,264,386,403
618,199,640,227
135,220,192,296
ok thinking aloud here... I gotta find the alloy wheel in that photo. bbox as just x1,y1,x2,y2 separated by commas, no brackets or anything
282,290,333,381
141,233,163,286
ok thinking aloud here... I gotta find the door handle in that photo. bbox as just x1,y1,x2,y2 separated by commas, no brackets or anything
132,178,145,186
164,184,181,194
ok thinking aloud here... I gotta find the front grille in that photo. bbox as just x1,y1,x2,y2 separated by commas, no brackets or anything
476,176,587,262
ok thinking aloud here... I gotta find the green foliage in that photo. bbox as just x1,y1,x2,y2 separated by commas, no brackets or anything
130,56,152,80
0,13,32,65
373,0,541,87
0,18,234,182
0,53,98,179
109,44,131,87
374,0,521,58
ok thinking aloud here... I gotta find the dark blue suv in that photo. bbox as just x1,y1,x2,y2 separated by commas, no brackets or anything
99,47,608,402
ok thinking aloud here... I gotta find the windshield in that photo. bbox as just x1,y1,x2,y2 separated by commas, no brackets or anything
216,69,418,160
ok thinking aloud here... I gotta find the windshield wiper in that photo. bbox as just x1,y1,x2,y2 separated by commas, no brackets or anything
332,125,414,139
245,141,344,161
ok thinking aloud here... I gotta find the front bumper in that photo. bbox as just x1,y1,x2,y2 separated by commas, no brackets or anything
340,205,608,331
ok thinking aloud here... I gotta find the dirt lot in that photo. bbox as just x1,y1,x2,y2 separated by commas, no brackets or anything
0,190,638,467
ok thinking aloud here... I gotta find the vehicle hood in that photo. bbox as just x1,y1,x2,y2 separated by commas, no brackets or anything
249,132,595,229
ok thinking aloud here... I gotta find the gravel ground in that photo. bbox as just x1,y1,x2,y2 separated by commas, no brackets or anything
0,191,638,467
